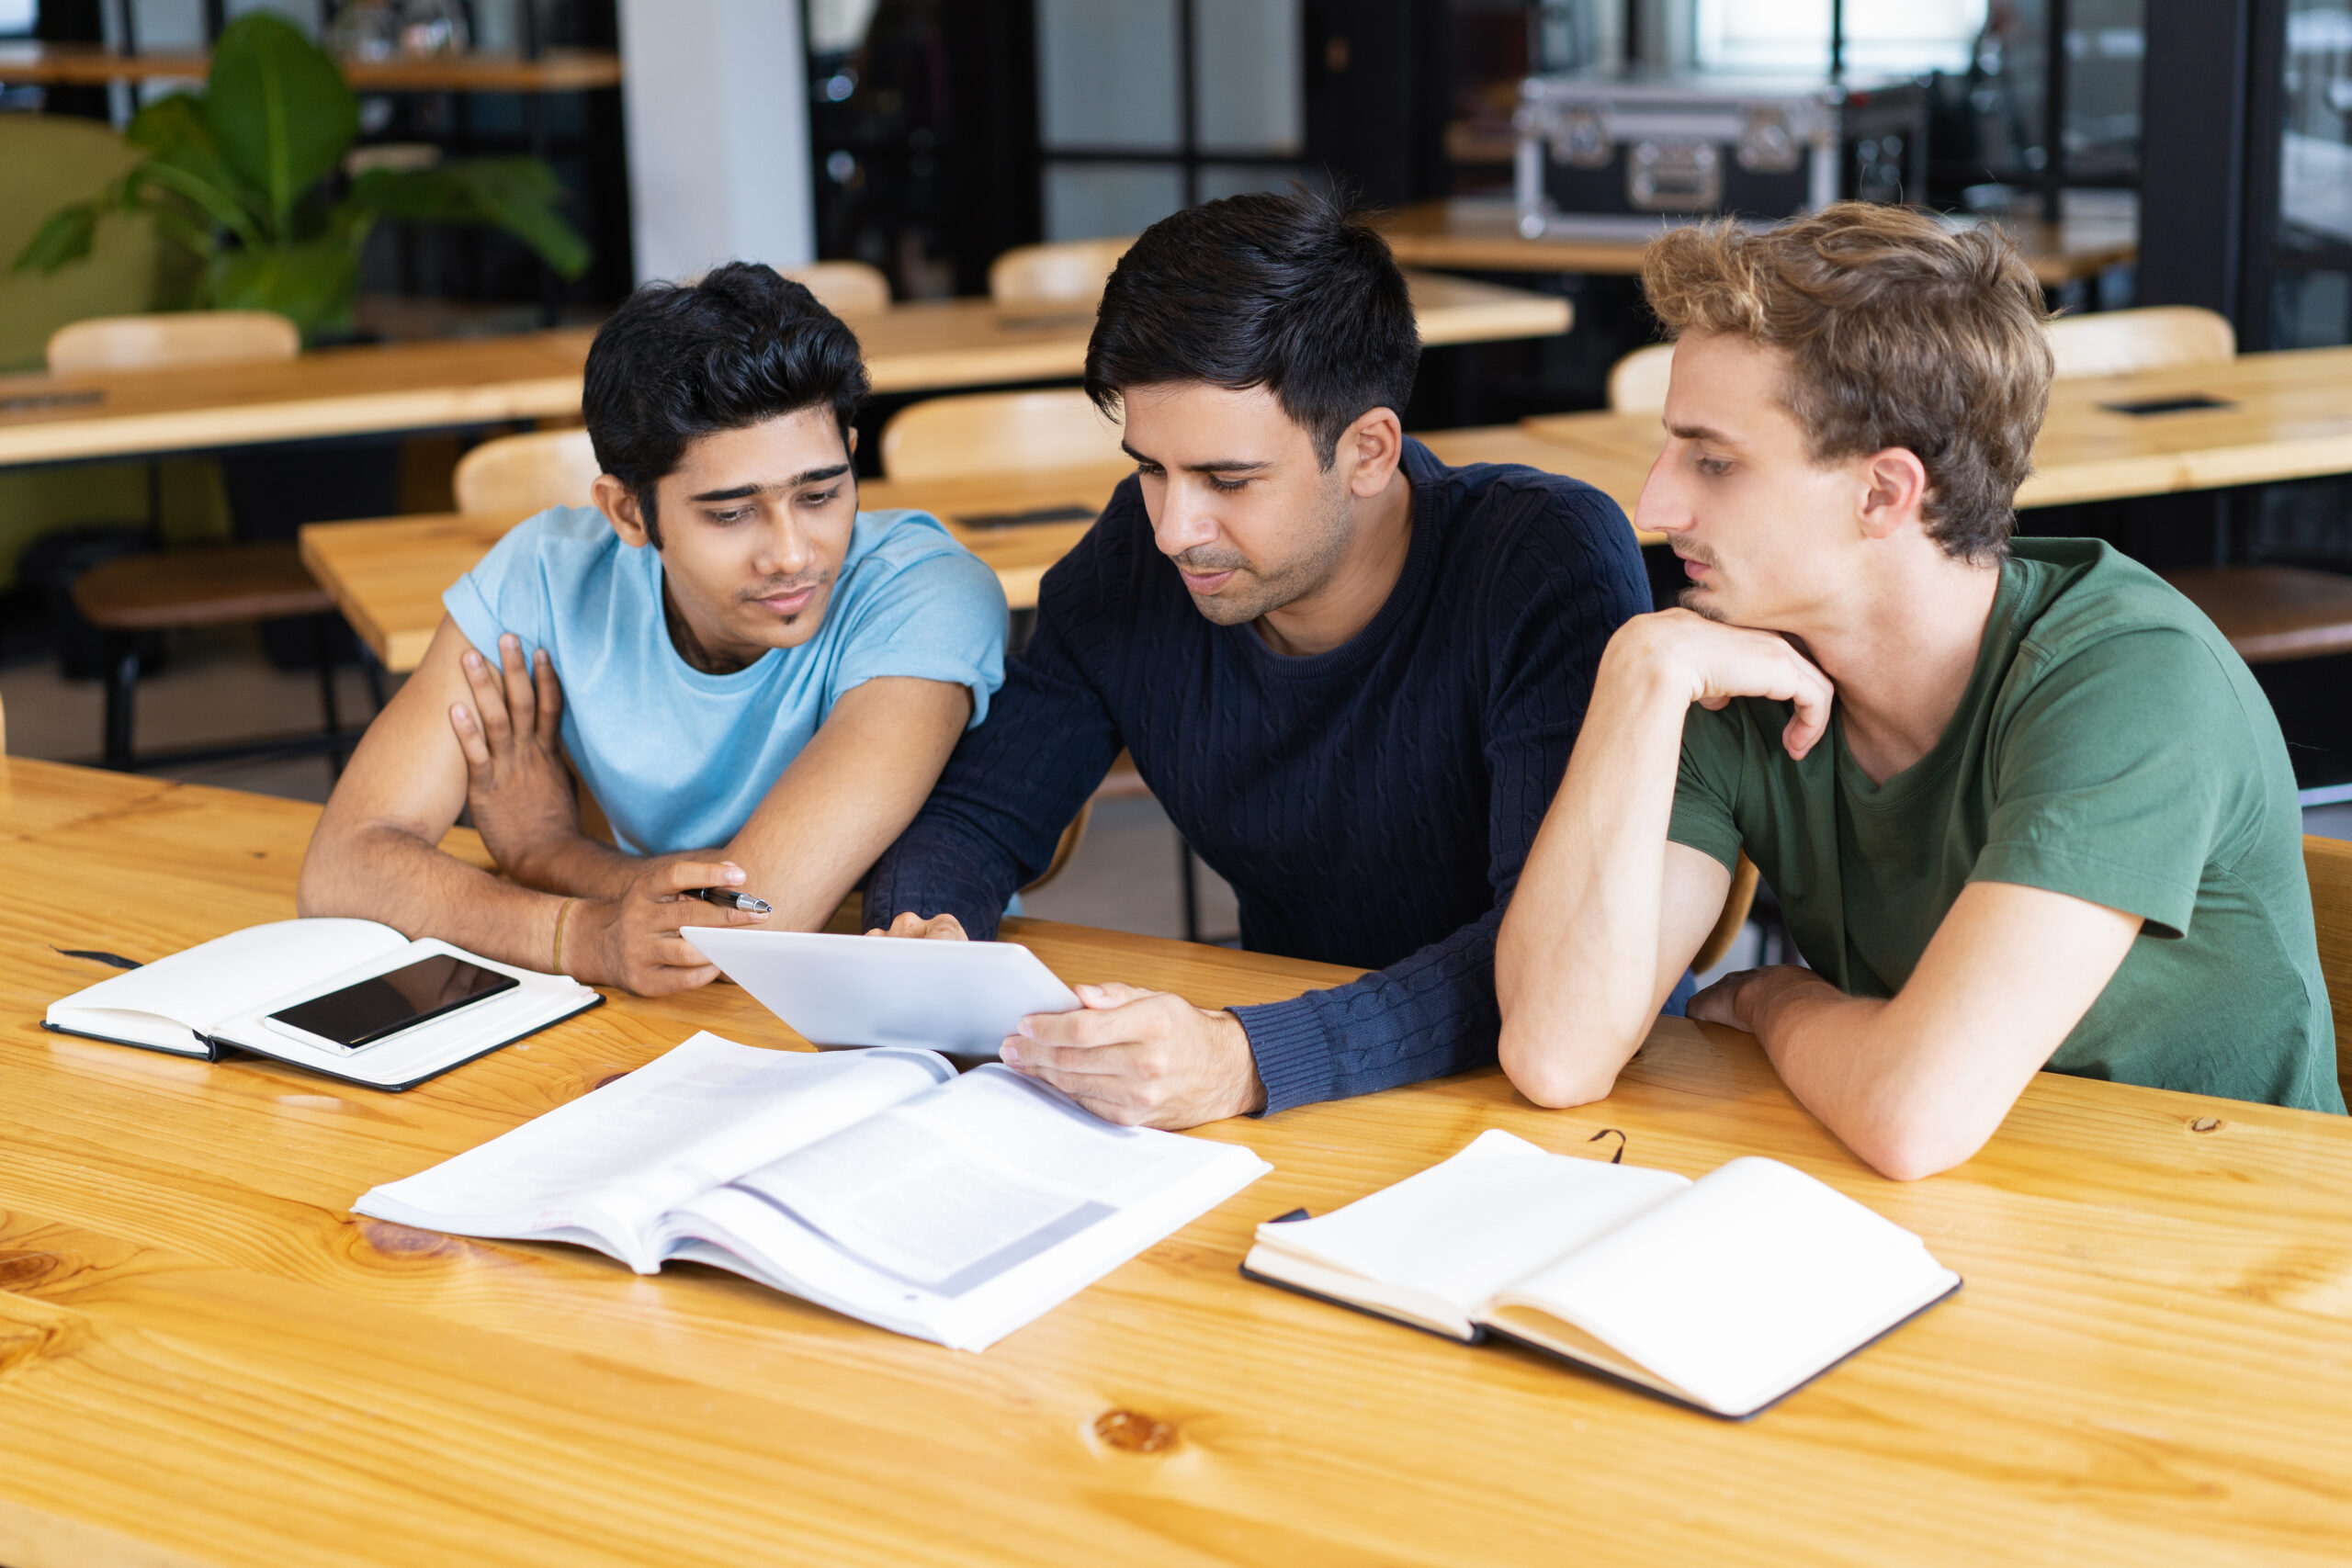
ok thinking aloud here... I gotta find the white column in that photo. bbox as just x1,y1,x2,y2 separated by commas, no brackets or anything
616,0,814,285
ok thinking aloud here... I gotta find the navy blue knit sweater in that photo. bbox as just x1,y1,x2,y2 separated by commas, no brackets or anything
865,438,1651,1114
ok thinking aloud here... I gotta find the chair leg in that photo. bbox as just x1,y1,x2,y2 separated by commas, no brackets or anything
1177,834,1202,945
313,617,348,782
101,635,140,771
359,643,388,714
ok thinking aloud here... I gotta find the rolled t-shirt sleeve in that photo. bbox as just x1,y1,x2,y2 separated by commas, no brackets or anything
825,534,1009,727
1667,702,1752,874
441,515,559,661
1972,628,2233,938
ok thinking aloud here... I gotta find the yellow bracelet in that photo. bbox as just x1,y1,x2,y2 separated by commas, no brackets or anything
551,897,577,976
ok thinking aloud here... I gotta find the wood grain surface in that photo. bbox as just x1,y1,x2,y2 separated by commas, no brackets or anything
1377,197,2138,288
300,435,1655,672
0,41,625,90
2,755,2349,1566
1522,344,2352,516
0,274,1567,468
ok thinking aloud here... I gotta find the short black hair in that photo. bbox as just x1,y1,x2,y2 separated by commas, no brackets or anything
582,261,869,545
1083,189,1420,468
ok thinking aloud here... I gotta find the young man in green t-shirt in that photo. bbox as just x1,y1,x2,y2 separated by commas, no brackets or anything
1496,203,2345,1180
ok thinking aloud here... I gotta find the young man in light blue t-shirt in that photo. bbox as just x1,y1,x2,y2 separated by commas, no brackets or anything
299,264,1007,995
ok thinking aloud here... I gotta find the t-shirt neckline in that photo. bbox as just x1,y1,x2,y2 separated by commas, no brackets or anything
1832,556,2032,810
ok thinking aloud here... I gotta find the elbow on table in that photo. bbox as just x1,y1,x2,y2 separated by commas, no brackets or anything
1840,1115,1991,1184
1497,1021,1634,1111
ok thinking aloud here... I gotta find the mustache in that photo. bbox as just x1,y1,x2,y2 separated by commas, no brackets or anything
1170,547,1251,574
1671,541,1721,569
739,570,831,602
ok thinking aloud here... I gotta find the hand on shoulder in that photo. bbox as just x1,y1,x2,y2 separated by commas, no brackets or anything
449,632,584,886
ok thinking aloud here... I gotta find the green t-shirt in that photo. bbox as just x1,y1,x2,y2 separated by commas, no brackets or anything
1668,537,2344,1113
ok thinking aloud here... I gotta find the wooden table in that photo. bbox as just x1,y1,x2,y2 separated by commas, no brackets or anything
1522,344,2352,518
302,433,1661,674
1379,197,2139,289
0,41,626,91
3,755,2350,1566
0,274,1568,469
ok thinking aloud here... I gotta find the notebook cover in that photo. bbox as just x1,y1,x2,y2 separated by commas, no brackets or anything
1238,1211,1488,1347
1481,1275,1964,1422
40,1021,220,1061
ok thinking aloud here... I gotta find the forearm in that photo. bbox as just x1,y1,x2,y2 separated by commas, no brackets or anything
1495,646,1692,1105
1741,974,1997,1181
298,821,571,975
503,830,641,900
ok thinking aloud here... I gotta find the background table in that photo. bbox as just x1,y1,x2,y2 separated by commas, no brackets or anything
0,273,1569,469
1522,344,2352,518
2,754,2349,1566
1379,197,2139,289
300,428,1662,675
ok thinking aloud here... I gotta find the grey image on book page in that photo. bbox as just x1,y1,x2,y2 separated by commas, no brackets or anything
730,1066,1182,1298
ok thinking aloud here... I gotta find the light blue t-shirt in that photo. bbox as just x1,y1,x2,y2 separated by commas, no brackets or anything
443,504,1006,855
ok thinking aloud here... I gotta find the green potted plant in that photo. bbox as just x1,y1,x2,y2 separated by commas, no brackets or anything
12,12,590,340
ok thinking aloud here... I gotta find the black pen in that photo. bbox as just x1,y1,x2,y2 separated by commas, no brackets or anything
685,887,771,915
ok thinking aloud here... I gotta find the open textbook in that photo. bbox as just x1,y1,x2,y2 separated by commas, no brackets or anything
1243,1129,1960,1419
356,1032,1272,1350
44,918,599,1089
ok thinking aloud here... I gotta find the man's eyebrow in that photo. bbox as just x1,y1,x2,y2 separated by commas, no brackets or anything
1666,422,1740,446
685,463,850,502
1118,441,1270,475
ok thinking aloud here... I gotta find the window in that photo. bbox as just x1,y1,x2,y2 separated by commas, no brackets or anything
1035,0,1306,242
1693,0,1986,77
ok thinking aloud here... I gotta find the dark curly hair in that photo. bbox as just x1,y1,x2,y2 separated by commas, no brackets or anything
582,261,869,545
1084,189,1420,468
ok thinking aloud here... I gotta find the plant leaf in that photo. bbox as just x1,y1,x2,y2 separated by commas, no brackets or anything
203,12,356,236
351,157,591,279
208,232,367,340
10,203,100,273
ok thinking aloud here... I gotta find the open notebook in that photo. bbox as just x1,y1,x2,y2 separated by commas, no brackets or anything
356,1032,1272,1351
1243,1129,1959,1419
43,918,599,1089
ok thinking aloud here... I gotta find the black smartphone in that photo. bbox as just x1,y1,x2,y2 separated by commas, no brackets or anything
267,955,520,1050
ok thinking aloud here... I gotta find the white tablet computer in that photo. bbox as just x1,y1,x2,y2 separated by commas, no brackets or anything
683,928,1082,1058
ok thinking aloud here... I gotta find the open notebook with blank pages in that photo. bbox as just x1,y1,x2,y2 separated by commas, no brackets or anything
1242,1129,1960,1419
356,1032,1272,1351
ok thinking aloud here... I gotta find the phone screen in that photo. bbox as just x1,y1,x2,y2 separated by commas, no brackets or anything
267,956,520,1050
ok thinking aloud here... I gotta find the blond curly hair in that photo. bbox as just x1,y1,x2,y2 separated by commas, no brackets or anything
1641,202,2053,561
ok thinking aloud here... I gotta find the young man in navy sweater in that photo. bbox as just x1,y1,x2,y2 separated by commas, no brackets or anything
865,191,1656,1128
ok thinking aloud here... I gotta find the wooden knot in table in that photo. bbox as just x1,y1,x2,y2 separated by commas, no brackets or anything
1092,1409,1179,1455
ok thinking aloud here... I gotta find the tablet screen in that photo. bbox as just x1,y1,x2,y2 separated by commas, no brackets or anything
268,956,519,1050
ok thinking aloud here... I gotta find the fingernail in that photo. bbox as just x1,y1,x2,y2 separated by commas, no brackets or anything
723,864,745,884
503,633,517,648
1076,983,1101,1003
463,651,481,670
1001,1043,1021,1065
1018,1020,1035,1039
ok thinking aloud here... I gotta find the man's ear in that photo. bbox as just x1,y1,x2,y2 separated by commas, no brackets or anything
594,474,653,548
1856,446,1931,541
1340,406,1405,500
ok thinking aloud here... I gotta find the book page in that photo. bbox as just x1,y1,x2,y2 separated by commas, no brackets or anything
729,1065,1203,1296
1249,1129,1689,1334
354,1035,952,1267
1492,1156,1960,1417
671,1066,1269,1349
49,919,406,1046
